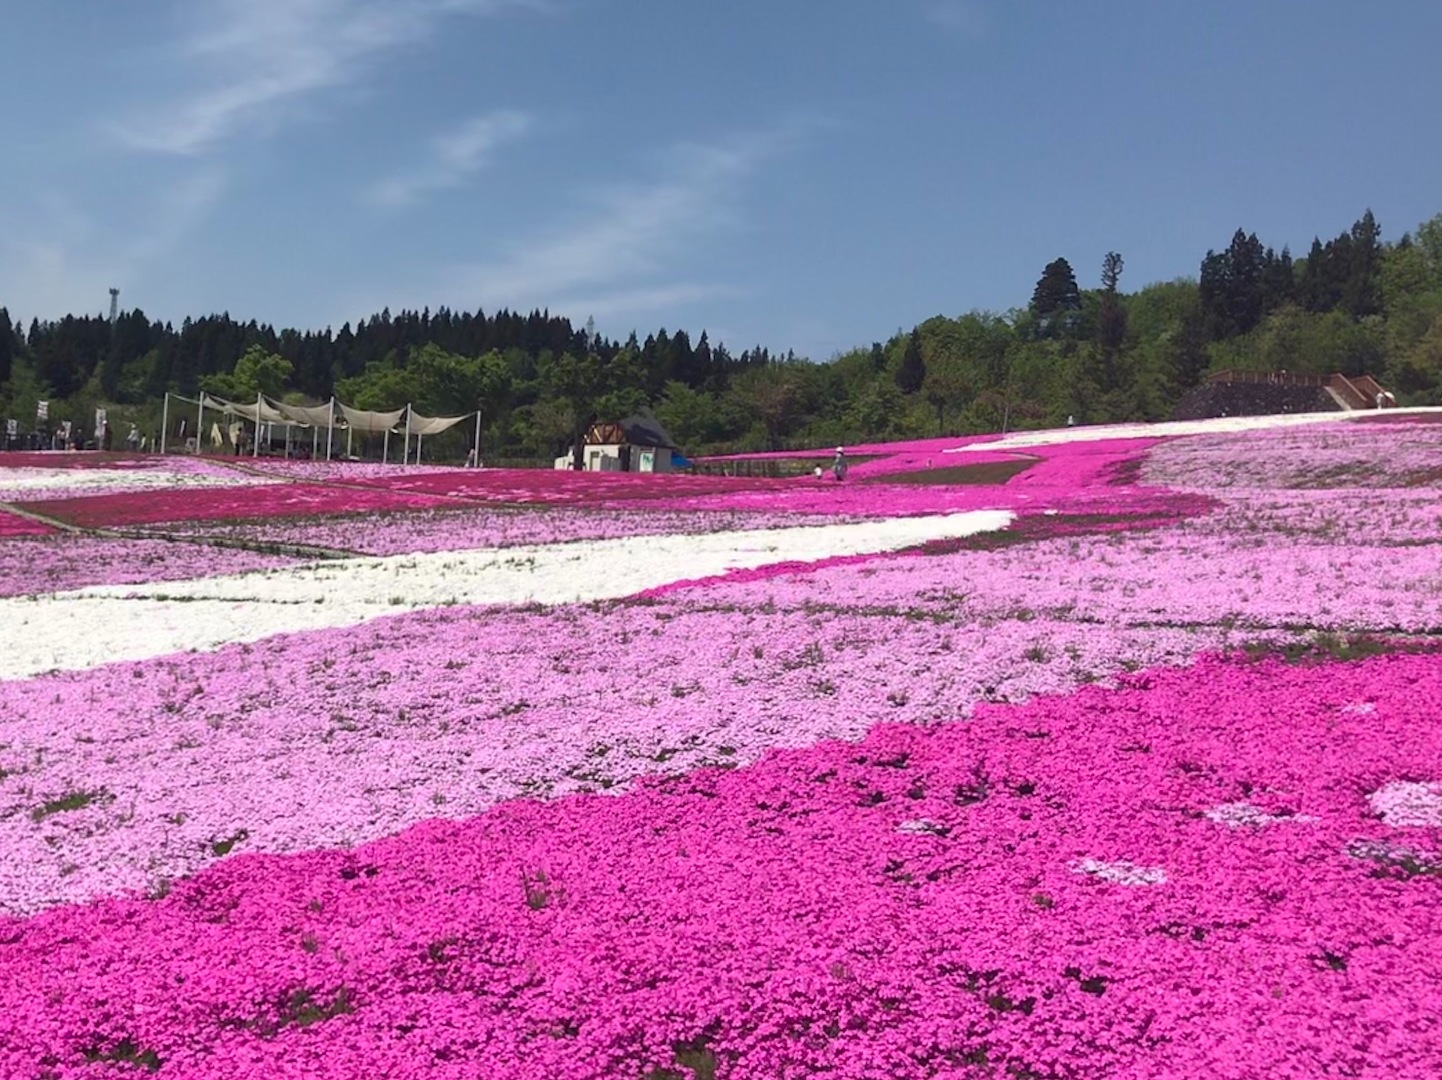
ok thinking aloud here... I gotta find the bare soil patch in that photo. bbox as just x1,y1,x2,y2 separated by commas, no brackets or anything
869,460,1035,486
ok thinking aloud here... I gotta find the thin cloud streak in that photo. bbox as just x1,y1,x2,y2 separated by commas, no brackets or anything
365,110,532,206
552,283,743,322
329,122,811,335
449,130,786,310
115,0,539,155
924,1,990,39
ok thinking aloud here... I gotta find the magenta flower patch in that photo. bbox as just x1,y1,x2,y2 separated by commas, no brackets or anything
3,417,1442,1077
1,653,1441,1078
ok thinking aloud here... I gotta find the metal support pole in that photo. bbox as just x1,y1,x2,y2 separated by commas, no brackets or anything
160,393,170,454
346,425,353,460
196,396,205,455
254,392,263,458
325,397,335,461
416,432,423,463
383,428,390,464
472,408,482,467
402,405,412,466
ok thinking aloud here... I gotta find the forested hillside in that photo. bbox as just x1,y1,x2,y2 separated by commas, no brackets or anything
3,209,1440,458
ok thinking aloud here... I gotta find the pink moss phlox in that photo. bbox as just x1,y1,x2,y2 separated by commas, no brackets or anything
0,452,148,470
0,536,298,597
21,482,457,528
156,507,859,557
634,495,1214,599
1,654,1440,1078
0,510,56,538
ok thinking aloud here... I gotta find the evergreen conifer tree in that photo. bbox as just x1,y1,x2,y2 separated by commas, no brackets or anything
1030,258,1081,319
0,308,13,387
895,329,926,394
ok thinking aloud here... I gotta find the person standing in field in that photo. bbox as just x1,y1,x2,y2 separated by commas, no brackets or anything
832,447,848,481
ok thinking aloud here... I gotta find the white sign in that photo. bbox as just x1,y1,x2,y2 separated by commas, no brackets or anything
5,419,16,438
36,401,48,422
94,408,108,440
59,420,73,440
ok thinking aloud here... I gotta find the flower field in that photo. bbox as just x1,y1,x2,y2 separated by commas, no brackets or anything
1,413,1440,1079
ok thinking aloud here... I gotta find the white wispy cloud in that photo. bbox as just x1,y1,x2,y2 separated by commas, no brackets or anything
365,110,533,206
554,283,743,322
924,1,990,38
449,131,782,313
330,120,814,332
115,0,539,155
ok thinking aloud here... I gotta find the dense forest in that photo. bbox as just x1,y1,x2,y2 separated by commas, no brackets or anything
2,208,1440,460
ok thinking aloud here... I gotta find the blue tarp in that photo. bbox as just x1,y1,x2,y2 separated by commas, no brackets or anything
670,451,693,469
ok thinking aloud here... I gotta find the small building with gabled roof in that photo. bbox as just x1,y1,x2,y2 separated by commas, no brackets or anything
555,412,683,472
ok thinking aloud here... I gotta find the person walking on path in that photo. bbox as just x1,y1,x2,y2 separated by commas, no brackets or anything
832,447,848,482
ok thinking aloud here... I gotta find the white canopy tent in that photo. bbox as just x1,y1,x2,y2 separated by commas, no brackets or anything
161,392,482,465
401,410,471,464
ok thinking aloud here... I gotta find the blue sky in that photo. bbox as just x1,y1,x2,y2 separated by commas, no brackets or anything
1,0,1439,361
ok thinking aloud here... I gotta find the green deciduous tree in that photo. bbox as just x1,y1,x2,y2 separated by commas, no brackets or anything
729,362,809,450
538,350,605,468
200,344,293,400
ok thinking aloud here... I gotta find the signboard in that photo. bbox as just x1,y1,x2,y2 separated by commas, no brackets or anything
5,419,16,438
59,420,73,441
36,400,48,422
94,408,108,440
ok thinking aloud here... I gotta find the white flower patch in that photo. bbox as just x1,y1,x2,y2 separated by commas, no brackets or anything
946,406,1442,453
0,466,279,502
1340,701,1376,716
0,510,1013,680
1346,838,1441,874
1367,781,1442,828
1205,802,1315,829
897,819,950,836
1074,858,1167,886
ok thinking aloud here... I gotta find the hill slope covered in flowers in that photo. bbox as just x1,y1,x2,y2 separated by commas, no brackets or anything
0,412,1439,1079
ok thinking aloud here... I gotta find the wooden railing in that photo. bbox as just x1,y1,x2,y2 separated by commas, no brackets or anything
1347,374,1390,406
1206,369,1328,387
1206,369,1392,409
1325,374,1371,410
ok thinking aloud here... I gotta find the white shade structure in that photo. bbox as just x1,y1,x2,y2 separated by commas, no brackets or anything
162,393,484,463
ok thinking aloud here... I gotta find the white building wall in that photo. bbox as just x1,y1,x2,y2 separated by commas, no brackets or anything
575,442,675,472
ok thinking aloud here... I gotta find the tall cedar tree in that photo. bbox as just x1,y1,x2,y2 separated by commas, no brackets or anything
1030,258,1081,318
1343,209,1383,319
0,308,14,386
1259,246,1296,313
1299,212,1383,318
896,329,926,394
1097,252,1127,355
1199,230,1266,339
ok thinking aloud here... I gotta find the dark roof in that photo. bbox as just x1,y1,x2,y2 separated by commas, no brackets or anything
617,412,678,449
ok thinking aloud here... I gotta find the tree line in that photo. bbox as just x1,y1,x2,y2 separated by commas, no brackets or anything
2,207,1440,459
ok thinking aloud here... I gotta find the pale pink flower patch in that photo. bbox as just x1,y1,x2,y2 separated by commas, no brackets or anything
1368,780,1442,827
